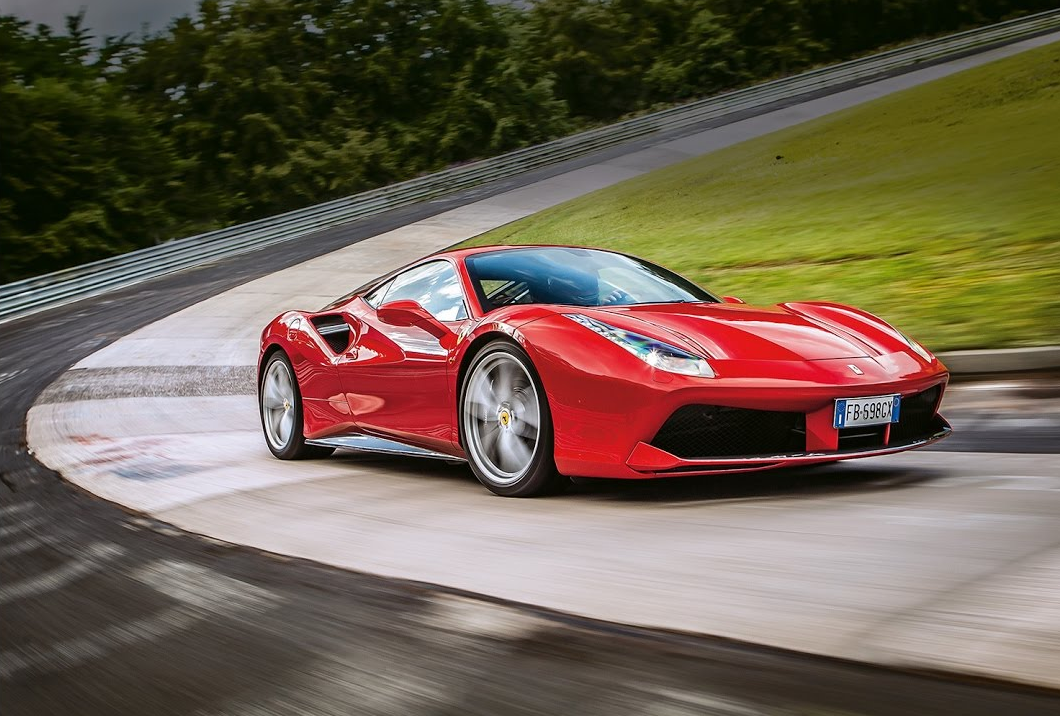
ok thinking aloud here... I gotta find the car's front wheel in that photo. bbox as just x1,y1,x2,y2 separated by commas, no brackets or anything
460,341,568,497
259,351,334,460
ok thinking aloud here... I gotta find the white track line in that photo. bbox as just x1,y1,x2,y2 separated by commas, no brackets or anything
0,543,124,604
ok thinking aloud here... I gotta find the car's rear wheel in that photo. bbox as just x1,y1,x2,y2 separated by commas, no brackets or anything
260,351,334,460
460,341,568,497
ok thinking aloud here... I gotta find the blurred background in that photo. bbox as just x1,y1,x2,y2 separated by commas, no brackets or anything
1,0,1056,342
2,2,1059,715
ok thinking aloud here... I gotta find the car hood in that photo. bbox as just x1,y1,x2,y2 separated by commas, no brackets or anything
594,302,877,361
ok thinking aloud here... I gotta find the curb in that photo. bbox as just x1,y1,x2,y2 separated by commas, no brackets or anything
940,346,1060,375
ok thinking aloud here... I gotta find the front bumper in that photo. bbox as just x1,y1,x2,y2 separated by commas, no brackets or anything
524,325,951,479
625,415,951,475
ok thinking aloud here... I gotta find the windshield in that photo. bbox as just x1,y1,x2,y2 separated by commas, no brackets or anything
465,247,719,312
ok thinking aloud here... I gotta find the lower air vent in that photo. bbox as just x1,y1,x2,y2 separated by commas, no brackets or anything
838,426,886,451
651,405,806,459
890,385,943,444
310,315,353,353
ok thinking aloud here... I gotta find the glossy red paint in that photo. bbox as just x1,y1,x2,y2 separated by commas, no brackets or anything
334,298,463,453
258,245,950,478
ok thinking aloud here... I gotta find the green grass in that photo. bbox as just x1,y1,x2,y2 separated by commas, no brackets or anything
465,43,1060,351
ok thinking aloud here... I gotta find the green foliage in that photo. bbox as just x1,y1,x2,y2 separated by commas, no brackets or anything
0,0,1053,282
0,15,186,281
466,42,1060,350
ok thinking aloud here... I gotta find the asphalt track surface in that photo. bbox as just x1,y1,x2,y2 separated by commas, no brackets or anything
4,52,1060,716
3,304,1060,716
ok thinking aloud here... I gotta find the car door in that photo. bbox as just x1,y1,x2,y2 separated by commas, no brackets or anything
337,260,470,452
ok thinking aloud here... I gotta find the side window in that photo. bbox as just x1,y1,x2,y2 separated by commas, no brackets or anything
363,279,392,308
376,261,468,321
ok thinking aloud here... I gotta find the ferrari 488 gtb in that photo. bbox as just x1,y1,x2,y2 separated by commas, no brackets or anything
258,246,950,496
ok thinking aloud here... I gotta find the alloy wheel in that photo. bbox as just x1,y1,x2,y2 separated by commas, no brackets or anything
463,352,542,486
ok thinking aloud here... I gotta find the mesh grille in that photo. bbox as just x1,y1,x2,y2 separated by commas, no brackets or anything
650,405,806,459
890,385,943,444
839,426,886,451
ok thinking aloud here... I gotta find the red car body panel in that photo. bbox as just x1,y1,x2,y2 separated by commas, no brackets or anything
259,245,950,477
332,298,460,453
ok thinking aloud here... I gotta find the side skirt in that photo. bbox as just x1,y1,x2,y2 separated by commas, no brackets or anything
305,434,466,462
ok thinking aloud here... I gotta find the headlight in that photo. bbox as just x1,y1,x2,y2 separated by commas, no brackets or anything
896,330,934,362
564,314,715,377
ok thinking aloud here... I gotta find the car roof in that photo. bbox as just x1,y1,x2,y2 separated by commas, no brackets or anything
434,244,619,260
324,245,629,311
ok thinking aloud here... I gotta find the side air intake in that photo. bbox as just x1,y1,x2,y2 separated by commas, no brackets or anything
310,315,353,353
651,405,806,458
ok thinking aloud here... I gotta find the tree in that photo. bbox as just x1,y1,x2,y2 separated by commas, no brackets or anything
0,15,184,282
2,0,1053,282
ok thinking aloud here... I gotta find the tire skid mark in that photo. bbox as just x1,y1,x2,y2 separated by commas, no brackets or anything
0,558,282,680
0,514,47,538
0,501,34,517
0,530,73,560
0,543,124,605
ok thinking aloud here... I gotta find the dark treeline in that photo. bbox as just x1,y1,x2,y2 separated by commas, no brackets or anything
1,0,1053,282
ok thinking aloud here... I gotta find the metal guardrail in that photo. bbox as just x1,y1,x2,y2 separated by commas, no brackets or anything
3,9,1058,325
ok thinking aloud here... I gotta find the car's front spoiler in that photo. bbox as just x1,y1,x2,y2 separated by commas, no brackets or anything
625,421,952,475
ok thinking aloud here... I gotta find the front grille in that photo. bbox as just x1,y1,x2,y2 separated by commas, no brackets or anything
890,385,943,444
839,426,886,451
650,405,805,459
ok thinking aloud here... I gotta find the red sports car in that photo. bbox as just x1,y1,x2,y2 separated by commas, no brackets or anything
258,246,950,496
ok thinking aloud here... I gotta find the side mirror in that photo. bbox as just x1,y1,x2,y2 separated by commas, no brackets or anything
377,300,455,343
722,296,745,304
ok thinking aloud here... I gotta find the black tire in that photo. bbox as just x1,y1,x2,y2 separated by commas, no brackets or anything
459,340,569,497
259,351,334,460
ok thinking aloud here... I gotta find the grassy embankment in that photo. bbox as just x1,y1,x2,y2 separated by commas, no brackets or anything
466,42,1060,350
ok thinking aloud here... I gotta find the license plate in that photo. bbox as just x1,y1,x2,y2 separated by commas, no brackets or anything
834,394,901,429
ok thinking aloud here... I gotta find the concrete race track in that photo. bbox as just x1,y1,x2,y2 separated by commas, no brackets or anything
4,32,1060,716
